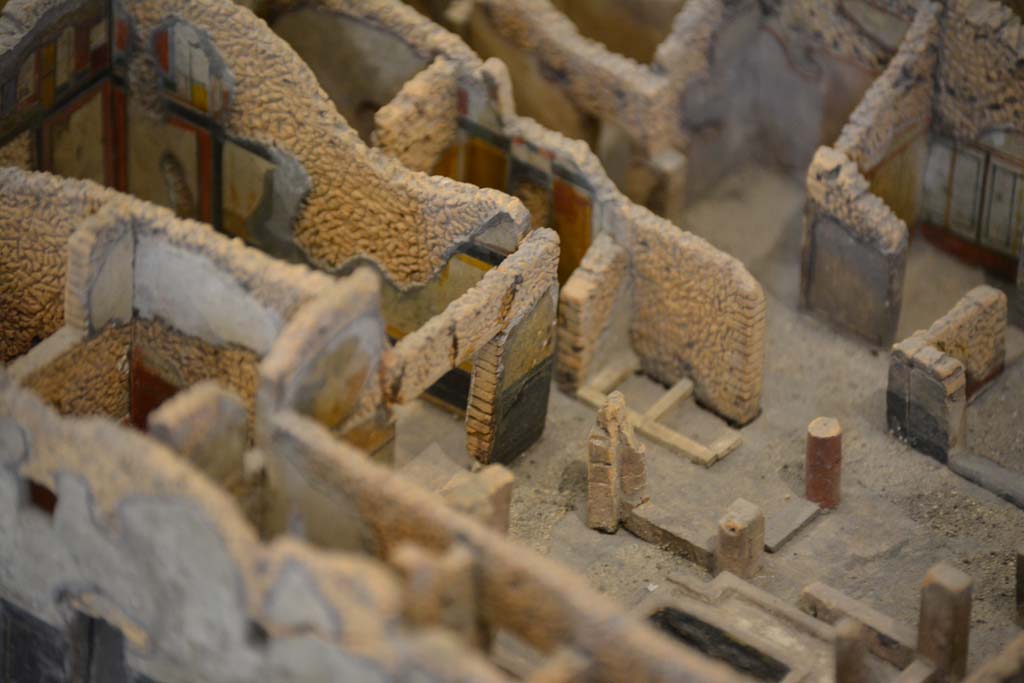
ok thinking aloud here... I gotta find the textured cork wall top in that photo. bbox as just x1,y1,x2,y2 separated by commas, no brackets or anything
0,170,119,362
122,0,529,289
834,3,940,170
0,368,524,682
934,0,1024,139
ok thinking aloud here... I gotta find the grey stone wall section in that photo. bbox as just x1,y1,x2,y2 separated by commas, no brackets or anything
887,337,967,463
801,146,908,346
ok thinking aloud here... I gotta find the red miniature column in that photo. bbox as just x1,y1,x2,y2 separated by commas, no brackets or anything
805,417,842,509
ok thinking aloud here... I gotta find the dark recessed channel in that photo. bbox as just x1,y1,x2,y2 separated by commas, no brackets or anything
648,608,790,683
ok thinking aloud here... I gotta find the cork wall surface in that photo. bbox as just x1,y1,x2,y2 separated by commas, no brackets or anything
920,285,1007,389
934,0,1024,140
20,323,131,420
0,370,519,683
373,56,460,173
628,206,766,424
134,317,261,420
124,0,529,289
834,3,939,172
0,170,117,362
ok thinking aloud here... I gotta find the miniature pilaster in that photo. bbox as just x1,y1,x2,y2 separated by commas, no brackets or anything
715,498,765,579
834,618,867,683
917,562,972,683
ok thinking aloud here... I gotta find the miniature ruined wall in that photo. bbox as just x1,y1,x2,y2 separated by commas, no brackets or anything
549,0,685,64
914,285,1006,393
834,4,939,226
119,0,530,288
932,0,1024,140
18,325,131,420
460,0,919,205
0,130,32,168
132,318,261,419
557,233,630,391
653,0,762,198
886,285,1005,461
658,0,922,197
385,229,560,463
627,206,765,425
466,0,666,151
258,267,386,434
267,1,433,140
801,146,909,345
1,170,345,431
263,408,746,683
888,332,967,462
0,372,514,683
79,192,331,423
292,0,766,427
0,170,116,362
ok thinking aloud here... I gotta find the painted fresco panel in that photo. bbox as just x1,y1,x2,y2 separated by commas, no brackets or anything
552,176,592,284
465,136,508,190
921,138,952,227
0,0,109,140
221,140,276,242
383,251,492,337
509,137,553,229
383,249,495,411
127,98,212,222
432,144,460,180
153,19,232,121
949,146,984,239
982,161,1022,255
867,131,926,226
42,81,109,184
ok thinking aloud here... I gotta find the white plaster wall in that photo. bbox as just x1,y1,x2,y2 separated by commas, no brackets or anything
134,235,283,355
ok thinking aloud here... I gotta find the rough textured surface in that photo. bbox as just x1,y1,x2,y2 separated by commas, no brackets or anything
557,233,629,392
919,285,1007,393
934,0,1024,141
287,5,767,429
374,57,460,172
126,0,529,288
264,408,747,683
0,130,32,169
20,324,131,420
628,205,765,425
834,4,939,171
0,171,116,362
586,391,648,532
801,146,909,345
134,317,261,418
0,370,518,683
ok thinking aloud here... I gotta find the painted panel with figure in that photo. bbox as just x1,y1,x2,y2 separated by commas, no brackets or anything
40,80,112,185
126,98,213,222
